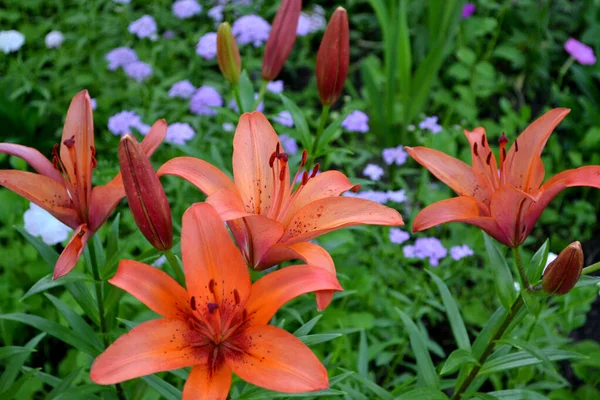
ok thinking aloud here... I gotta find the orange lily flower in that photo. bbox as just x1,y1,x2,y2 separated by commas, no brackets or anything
158,112,403,309
91,203,341,398
0,90,166,278
406,108,600,247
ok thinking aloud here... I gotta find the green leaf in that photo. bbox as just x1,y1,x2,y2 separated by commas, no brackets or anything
395,388,449,400
47,368,81,400
65,281,100,327
480,350,584,374
298,333,342,346
484,389,549,400
358,330,369,377
0,346,34,360
440,349,479,376
396,309,440,390
237,70,255,113
142,375,181,400
54,384,112,400
317,109,352,155
21,272,93,300
521,290,541,317
0,333,45,391
483,233,516,310
106,213,121,264
426,270,471,351
496,338,554,373
293,315,322,337
0,313,99,356
576,275,600,288
0,368,38,399
349,369,394,400
527,239,549,284
397,0,412,112
280,94,311,150
16,225,59,267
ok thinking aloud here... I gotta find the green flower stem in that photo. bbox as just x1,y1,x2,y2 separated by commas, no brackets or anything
233,84,244,114
164,248,186,285
451,295,525,400
557,57,575,89
88,239,107,347
512,247,531,291
253,79,269,110
311,104,331,158
583,261,600,276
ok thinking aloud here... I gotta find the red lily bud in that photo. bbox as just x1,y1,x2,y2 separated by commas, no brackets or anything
316,7,349,105
119,135,173,251
217,22,241,85
542,241,583,295
261,0,302,81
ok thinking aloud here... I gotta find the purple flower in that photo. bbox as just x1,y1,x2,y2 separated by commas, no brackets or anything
128,15,157,39
342,111,369,133
297,13,313,36
419,116,442,134
90,98,97,110
309,6,326,31
363,164,384,181
403,245,415,258
386,190,406,203
163,30,175,39
564,38,596,65
382,145,408,166
267,80,284,93
450,245,474,261
45,31,64,48
105,47,138,70
279,134,298,155
166,122,196,145
113,0,130,3
108,111,147,136
232,15,271,47
190,85,223,115
169,80,196,99
344,190,388,204
172,0,202,19
222,122,235,132
124,61,152,82
406,237,448,266
389,228,410,245
273,111,294,127
196,32,217,60
208,6,224,23
461,3,476,18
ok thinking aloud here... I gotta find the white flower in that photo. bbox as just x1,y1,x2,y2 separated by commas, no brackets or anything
542,252,558,274
24,203,72,245
0,30,25,54
45,31,64,48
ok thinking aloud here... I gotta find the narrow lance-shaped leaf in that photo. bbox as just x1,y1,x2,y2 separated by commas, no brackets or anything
527,238,549,284
483,232,516,310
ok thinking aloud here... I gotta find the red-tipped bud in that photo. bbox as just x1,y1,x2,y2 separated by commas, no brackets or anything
217,22,242,84
261,0,302,81
119,135,173,251
542,241,583,295
316,7,349,105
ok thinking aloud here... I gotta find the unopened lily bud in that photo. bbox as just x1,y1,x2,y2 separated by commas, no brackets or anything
261,0,301,81
542,241,583,295
316,7,349,105
119,135,173,251
217,22,241,85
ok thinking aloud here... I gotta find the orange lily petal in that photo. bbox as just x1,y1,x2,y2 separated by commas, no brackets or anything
181,203,251,308
232,112,285,214
54,224,90,279
523,166,600,239
0,170,79,228
88,120,167,232
413,196,511,245
245,265,342,325
281,170,355,226
463,127,499,189
206,189,252,221
59,90,95,215
157,156,237,196
0,143,63,183
258,242,338,311
504,108,570,191
230,215,284,269
226,325,328,393
280,197,403,244
183,363,232,400
405,146,492,204
90,319,208,385
109,260,189,320
489,185,538,247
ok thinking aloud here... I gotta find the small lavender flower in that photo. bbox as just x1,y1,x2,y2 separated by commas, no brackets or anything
173,0,202,19
407,124,415,132
222,122,235,132
410,237,448,266
190,86,223,115
196,32,217,60
386,190,406,203
309,6,326,31
113,0,131,3
363,164,384,181
108,111,148,136
166,122,196,145
152,255,167,267
124,61,153,82
419,116,442,134
163,30,175,39
342,111,369,133
267,80,284,93
91,98,97,110
461,3,476,18
403,245,416,258
297,13,313,36
168,80,196,99
382,145,408,166
24,203,72,245
136,123,151,135
45,31,64,48
450,245,474,261
273,111,294,127
564,38,597,65
105,47,138,70
0,30,25,53
279,134,298,155
129,15,157,39
208,5,224,23
389,228,410,245
232,15,271,47
344,190,388,204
